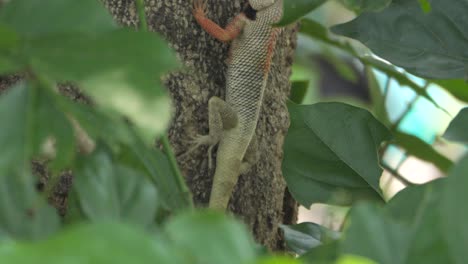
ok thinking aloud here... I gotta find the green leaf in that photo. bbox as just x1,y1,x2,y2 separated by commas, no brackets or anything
283,102,390,207
332,0,468,79
300,241,339,264
392,131,453,172
0,222,174,264
280,222,340,255
278,0,327,26
164,210,257,264
290,80,309,104
339,179,452,264
23,29,176,137
339,0,391,13
385,178,452,264
340,203,412,264
443,107,468,144
441,155,468,264
0,82,75,172
0,170,60,241
1,0,177,137
385,178,445,224
72,147,159,227
434,79,468,102
0,0,116,37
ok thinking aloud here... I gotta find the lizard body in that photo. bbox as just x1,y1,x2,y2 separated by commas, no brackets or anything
191,0,283,210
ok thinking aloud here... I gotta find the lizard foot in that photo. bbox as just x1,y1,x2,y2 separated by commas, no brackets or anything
193,0,207,17
180,134,219,169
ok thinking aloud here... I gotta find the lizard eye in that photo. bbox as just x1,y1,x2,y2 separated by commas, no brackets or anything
248,0,275,10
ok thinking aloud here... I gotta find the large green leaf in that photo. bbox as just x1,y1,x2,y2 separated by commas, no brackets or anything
441,155,468,264
332,0,468,79
71,147,159,227
300,241,340,264
385,178,452,264
163,210,257,264
278,0,327,26
339,0,392,13
23,29,176,137
385,178,445,224
0,84,68,241
443,107,468,144
280,222,340,255
0,222,175,264
283,102,389,207
0,0,177,137
0,83,75,172
302,178,455,263
340,204,412,264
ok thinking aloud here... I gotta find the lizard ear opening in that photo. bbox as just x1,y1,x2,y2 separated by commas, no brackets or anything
248,0,275,10
243,4,257,20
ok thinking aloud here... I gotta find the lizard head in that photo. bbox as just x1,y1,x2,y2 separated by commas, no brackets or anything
248,0,276,10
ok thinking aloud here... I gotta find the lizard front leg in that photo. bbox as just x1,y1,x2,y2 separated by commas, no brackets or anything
193,0,247,42
185,96,238,168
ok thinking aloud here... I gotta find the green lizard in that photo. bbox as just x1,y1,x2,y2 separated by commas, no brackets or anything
190,0,283,210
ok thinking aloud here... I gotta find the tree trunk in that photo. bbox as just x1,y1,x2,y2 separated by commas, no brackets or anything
103,0,299,250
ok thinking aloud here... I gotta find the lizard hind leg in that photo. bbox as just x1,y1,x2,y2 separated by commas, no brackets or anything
183,96,238,169
240,135,260,174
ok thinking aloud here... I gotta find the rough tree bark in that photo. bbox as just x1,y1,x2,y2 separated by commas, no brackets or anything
102,0,298,249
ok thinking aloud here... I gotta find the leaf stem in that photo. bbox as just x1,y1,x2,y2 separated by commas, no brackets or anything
161,134,194,208
381,161,416,187
390,81,429,132
135,0,148,32
134,0,193,208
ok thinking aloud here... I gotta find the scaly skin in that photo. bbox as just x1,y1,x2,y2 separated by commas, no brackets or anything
191,0,283,210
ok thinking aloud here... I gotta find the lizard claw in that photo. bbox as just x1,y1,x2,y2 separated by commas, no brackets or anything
193,0,207,17
179,134,218,169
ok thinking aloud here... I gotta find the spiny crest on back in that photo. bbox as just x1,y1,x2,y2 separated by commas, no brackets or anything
248,0,276,10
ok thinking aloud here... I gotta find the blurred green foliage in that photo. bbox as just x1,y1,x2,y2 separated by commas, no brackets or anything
0,0,467,263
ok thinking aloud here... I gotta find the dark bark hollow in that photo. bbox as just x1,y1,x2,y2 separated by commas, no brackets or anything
104,0,299,249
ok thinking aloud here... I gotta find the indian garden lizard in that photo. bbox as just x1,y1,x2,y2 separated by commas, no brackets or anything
189,0,283,210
